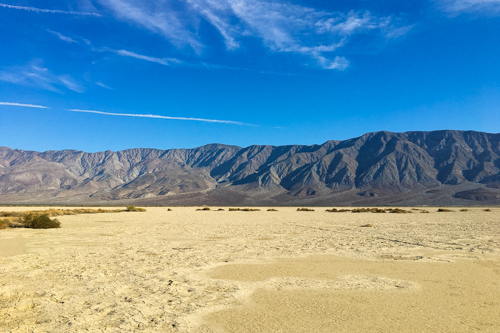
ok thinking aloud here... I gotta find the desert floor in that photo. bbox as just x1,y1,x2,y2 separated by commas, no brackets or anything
1,206,499,332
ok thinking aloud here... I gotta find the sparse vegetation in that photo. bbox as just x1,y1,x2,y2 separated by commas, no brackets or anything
0,207,132,230
267,208,278,211
388,208,412,214
0,219,9,229
360,223,373,227
437,208,454,212
126,206,146,212
168,208,172,211
229,208,261,211
18,213,61,229
460,209,468,212
352,208,386,213
484,209,491,212
421,210,430,213
217,208,225,211
297,208,314,211
196,207,211,211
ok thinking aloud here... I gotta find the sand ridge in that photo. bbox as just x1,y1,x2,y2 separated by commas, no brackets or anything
0,206,499,332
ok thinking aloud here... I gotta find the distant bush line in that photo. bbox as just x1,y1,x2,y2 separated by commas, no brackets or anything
1,207,146,230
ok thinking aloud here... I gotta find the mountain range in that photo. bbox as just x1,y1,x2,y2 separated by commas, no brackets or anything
1,130,499,206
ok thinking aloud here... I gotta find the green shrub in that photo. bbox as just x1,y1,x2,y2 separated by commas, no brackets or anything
19,213,61,229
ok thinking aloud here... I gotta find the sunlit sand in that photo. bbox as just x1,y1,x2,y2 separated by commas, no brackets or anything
1,207,499,332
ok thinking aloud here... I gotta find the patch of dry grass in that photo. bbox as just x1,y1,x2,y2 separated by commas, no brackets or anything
0,207,129,229
126,206,147,212
326,208,351,212
0,219,9,229
229,208,261,211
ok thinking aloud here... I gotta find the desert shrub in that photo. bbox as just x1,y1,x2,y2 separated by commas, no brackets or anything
229,208,260,211
168,208,172,211
327,208,351,212
388,208,411,214
460,209,468,212
360,223,373,227
352,208,385,213
196,207,211,211
19,213,61,229
217,208,225,211
267,208,278,211
421,210,430,213
437,208,454,212
0,219,9,229
297,208,314,211
484,209,491,212
126,206,146,212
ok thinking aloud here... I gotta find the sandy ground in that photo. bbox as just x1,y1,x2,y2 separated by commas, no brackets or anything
0,206,499,332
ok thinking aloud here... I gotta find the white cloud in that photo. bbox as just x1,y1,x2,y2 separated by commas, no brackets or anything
95,81,112,89
0,3,101,16
112,49,182,66
0,60,84,93
98,0,203,52
67,109,249,125
47,30,78,44
97,0,412,70
437,0,500,14
0,102,49,109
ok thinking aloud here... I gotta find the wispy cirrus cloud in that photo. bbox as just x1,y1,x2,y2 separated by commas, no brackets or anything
95,81,113,89
99,0,203,52
0,102,50,109
67,109,249,125
0,60,84,93
0,3,101,16
437,0,500,14
47,30,78,44
97,0,413,70
112,49,182,66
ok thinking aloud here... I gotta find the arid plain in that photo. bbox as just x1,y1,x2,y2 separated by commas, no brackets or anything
1,206,499,332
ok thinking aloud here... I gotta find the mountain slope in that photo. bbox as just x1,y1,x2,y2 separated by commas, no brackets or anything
1,130,499,205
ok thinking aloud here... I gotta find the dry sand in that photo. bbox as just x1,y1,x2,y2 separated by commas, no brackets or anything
0,206,499,332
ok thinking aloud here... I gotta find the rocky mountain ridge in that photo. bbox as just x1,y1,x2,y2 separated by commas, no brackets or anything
1,130,499,205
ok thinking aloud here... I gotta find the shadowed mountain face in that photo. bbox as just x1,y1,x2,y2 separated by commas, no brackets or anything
1,130,499,205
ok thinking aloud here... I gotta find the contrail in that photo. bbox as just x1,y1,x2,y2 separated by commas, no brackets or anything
0,3,101,16
67,109,249,125
0,102,50,109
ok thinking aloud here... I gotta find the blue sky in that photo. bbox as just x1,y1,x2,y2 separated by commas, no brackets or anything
0,0,499,152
